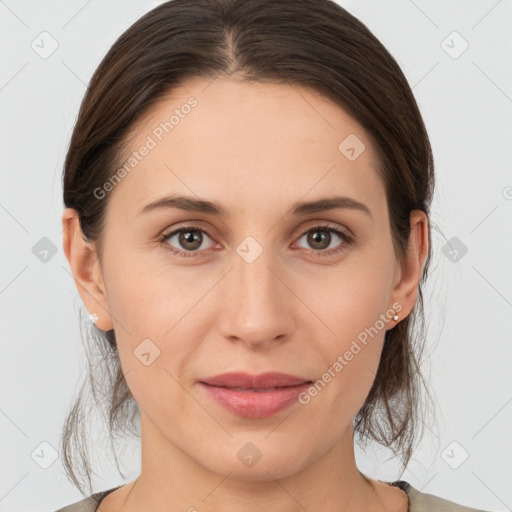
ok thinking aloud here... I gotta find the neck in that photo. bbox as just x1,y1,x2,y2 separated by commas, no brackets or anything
120,412,383,512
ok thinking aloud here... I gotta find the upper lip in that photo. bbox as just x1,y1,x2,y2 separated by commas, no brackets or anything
200,372,311,389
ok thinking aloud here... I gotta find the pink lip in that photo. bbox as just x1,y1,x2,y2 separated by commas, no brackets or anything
200,371,310,388
199,372,312,419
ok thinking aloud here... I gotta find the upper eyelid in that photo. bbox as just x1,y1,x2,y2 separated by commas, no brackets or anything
161,220,350,238
161,222,351,247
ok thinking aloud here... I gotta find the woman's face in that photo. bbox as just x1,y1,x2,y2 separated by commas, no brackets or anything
66,76,425,481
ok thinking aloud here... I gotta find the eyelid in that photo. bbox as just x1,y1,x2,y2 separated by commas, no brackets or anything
294,220,352,238
157,220,213,240
158,220,354,258
158,222,217,249
160,219,352,239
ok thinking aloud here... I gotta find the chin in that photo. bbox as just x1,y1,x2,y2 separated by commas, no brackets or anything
192,437,311,482
210,458,305,482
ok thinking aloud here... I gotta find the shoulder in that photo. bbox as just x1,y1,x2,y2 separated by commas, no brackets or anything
53,487,119,512
54,481,495,512
402,481,494,512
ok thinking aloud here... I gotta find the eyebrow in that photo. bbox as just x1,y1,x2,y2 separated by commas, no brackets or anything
138,194,372,219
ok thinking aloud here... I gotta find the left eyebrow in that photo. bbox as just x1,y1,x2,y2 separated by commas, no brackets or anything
137,195,228,217
290,196,372,218
137,194,372,219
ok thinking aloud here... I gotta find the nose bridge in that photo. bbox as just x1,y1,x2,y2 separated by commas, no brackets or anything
218,241,293,346
232,227,282,306
237,247,276,304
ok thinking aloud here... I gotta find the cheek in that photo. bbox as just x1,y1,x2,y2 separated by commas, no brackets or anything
303,260,393,410
103,260,207,395
104,255,205,338
311,257,393,346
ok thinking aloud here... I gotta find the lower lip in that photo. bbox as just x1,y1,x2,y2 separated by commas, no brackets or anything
199,382,312,418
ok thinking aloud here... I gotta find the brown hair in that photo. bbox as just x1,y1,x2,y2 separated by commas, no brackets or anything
62,0,436,496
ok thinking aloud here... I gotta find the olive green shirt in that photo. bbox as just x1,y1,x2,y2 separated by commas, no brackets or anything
54,480,493,511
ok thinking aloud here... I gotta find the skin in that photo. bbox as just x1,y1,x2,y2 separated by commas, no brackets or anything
62,76,428,512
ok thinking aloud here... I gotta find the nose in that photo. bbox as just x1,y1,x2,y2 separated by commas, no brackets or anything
217,247,295,350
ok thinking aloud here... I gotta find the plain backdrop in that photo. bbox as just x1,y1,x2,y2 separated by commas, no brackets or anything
1,1,511,511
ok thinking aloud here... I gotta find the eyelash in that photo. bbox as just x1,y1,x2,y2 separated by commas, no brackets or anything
157,223,354,259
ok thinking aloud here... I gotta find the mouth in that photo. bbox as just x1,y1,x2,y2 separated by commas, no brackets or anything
199,371,311,389
206,386,298,392
198,372,313,418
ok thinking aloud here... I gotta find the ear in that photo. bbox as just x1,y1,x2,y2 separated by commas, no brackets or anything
62,208,114,331
390,209,429,320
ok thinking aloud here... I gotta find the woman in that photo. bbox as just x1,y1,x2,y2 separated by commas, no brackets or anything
56,0,492,510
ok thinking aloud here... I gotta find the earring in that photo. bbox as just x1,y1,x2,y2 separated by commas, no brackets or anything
393,315,399,321
89,312,99,324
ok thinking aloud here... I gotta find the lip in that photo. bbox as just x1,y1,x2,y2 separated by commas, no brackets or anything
199,372,312,419
200,371,310,388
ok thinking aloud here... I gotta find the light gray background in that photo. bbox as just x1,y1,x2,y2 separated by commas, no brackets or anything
1,1,511,511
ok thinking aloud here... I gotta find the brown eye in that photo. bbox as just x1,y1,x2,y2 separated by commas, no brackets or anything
159,223,354,260
295,224,354,257
176,229,203,251
305,228,332,250
160,225,215,258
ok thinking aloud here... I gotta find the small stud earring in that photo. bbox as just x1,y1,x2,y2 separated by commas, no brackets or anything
393,315,399,321
89,313,99,323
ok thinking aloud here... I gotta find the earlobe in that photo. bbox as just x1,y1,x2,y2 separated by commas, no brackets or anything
390,210,429,320
62,208,113,331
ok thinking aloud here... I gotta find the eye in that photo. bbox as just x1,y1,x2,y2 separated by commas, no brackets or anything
295,223,354,257
158,225,215,258
158,223,354,259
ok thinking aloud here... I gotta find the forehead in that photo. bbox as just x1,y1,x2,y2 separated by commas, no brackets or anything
106,76,386,221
